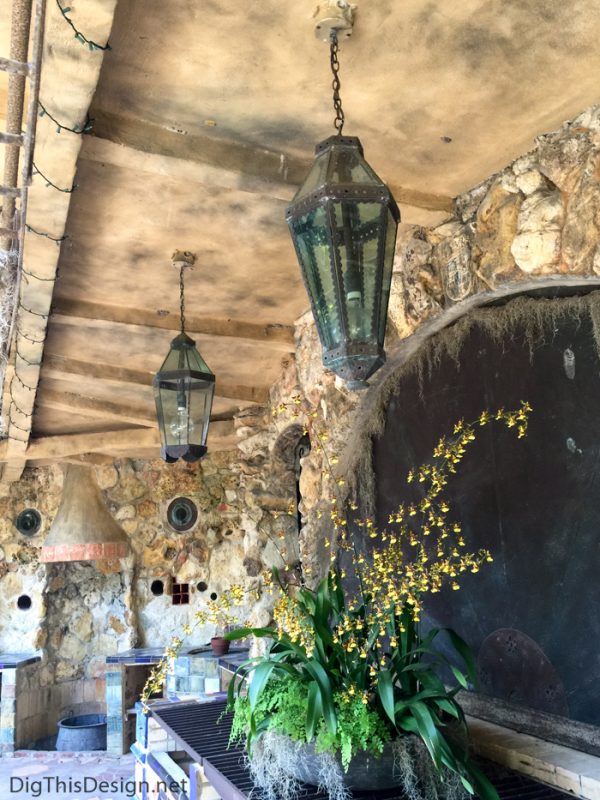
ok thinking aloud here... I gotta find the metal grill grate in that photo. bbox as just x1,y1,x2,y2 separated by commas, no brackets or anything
151,700,573,800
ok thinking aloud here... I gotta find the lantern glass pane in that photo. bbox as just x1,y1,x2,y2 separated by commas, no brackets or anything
378,208,399,342
327,144,382,185
292,206,341,349
186,347,213,375
155,377,214,449
158,338,214,378
294,150,330,201
159,346,186,373
159,379,194,448
188,380,215,447
332,200,381,342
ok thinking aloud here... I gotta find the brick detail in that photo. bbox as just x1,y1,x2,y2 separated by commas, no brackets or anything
40,541,129,563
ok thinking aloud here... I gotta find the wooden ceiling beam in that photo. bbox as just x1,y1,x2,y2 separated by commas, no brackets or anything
37,387,157,428
0,0,119,485
87,107,309,191
80,132,296,202
50,297,295,348
42,353,269,404
0,420,236,463
85,109,454,214
31,453,120,467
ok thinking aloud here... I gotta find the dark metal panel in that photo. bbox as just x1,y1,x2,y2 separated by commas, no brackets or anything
372,304,600,749
478,629,568,716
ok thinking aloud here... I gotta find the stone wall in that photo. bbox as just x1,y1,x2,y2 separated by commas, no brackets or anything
389,104,600,345
0,451,281,740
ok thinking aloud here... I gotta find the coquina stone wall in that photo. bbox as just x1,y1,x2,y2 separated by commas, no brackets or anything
389,104,600,343
0,449,299,738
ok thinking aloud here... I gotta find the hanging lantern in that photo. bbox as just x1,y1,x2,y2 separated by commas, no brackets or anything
153,252,215,463
286,21,400,390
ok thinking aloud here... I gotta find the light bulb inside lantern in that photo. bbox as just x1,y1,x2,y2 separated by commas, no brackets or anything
346,288,363,337
169,386,194,437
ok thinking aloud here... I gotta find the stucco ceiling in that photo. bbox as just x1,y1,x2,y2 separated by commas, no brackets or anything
2,0,600,474
92,0,600,197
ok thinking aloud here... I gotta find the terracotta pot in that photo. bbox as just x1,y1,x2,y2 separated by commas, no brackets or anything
210,636,230,656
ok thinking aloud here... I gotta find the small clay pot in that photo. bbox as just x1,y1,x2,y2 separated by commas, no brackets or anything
211,636,230,656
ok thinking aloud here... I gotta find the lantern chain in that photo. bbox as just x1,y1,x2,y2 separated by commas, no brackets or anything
330,31,345,135
179,265,186,334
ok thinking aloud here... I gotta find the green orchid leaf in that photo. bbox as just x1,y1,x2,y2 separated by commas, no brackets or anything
224,627,275,640
410,701,443,771
377,670,396,724
433,697,461,719
248,661,278,710
401,662,433,672
404,688,448,704
466,763,500,800
304,660,337,735
416,670,449,698
306,680,323,741
395,714,419,734
225,657,258,707
445,628,478,687
450,664,469,690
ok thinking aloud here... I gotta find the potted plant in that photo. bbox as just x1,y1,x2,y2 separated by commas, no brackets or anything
225,403,532,800
203,589,245,656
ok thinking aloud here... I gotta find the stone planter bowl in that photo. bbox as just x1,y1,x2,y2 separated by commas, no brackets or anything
57,714,107,751
283,738,400,790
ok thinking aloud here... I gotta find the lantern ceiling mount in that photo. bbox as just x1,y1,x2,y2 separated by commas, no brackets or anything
171,249,196,271
313,0,356,42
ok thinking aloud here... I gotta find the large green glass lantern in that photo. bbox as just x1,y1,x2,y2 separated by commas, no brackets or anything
286,32,400,389
153,254,215,463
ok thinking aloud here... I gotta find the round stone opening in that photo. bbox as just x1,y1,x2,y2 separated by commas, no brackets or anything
150,579,164,596
15,508,41,537
17,595,32,611
167,497,198,532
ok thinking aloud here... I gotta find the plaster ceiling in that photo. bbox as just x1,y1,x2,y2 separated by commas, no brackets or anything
2,0,600,474
92,0,600,197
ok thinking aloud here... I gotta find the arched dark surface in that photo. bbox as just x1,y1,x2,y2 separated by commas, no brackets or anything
372,308,600,728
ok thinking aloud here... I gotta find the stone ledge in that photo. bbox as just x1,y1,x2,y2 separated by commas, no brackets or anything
469,716,600,799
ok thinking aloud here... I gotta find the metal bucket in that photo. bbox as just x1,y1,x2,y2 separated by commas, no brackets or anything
56,714,107,751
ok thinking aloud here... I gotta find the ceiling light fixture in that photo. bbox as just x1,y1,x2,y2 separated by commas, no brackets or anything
153,251,215,463
286,1,400,390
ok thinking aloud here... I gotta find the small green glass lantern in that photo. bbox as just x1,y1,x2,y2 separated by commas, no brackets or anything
153,253,215,463
286,33,400,389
